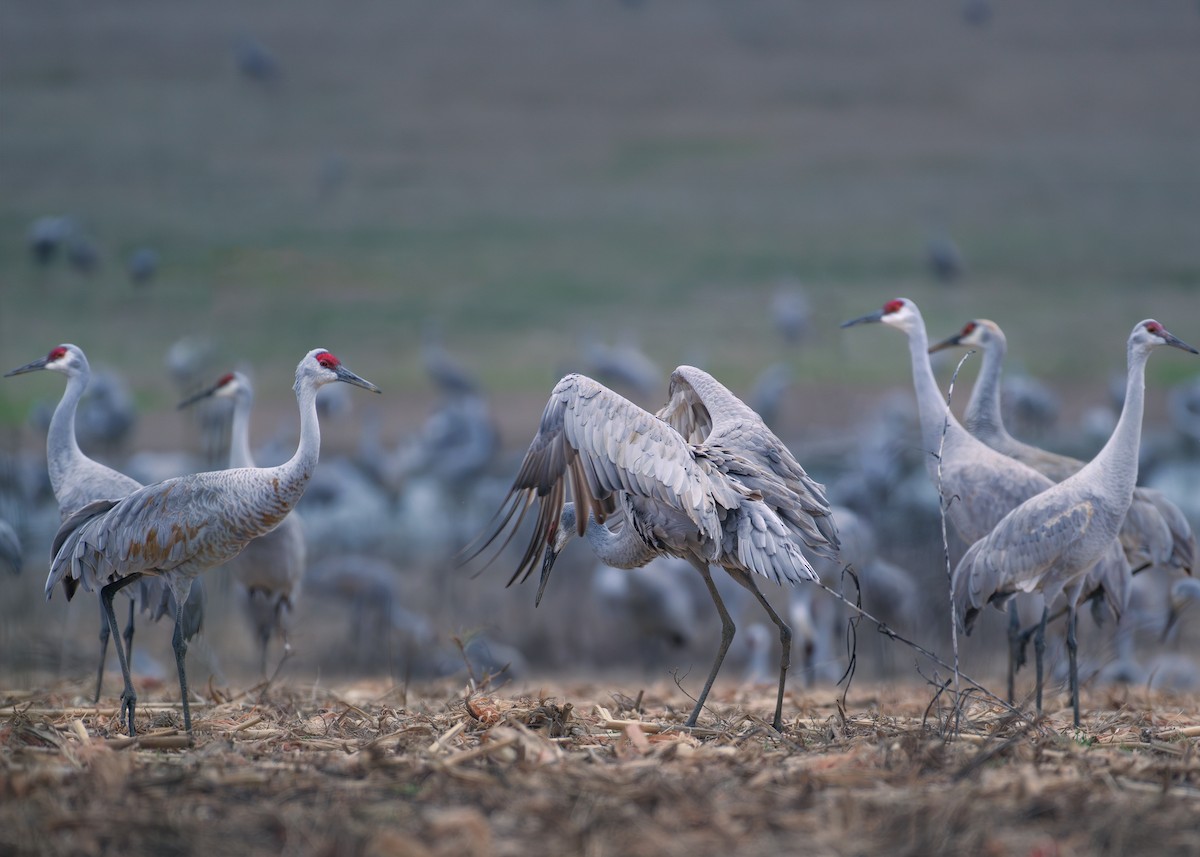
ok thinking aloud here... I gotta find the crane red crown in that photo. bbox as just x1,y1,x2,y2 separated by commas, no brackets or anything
883,299,905,314
316,351,341,369
49,346,68,361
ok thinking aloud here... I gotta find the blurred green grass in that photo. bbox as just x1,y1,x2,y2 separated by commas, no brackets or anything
1,0,1197,426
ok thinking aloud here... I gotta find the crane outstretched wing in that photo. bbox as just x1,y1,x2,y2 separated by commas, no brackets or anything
462,373,730,587
657,365,839,559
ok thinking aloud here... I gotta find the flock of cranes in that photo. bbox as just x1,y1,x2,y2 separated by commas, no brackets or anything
1,295,1197,739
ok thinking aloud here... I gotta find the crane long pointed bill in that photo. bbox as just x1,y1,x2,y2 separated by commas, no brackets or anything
1163,331,1199,355
177,379,224,410
336,365,382,393
4,357,50,377
928,332,963,354
840,310,885,328
534,546,559,608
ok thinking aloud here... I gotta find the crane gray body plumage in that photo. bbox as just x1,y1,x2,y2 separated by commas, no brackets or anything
5,343,202,699
470,365,839,731
934,318,1195,575
180,371,307,673
950,318,1197,724
46,348,380,738
841,299,1135,720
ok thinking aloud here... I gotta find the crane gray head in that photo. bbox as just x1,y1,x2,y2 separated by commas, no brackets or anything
295,349,381,396
1131,320,1198,357
928,319,1003,354
535,503,580,607
5,343,87,379
177,370,252,410
841,298,921,332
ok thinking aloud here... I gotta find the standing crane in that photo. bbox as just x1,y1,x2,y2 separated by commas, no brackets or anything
930,318,1196,579
952,320,1197,725
5,344,203,702
47,349,380,739
841,300,1130,707
179,371,307,677
464,366,839,732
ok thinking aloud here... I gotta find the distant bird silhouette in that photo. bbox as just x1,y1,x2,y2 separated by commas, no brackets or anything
27,216,71,267
127,247,159,288
770,282,812,345
925,230,964,284
234,34,279,82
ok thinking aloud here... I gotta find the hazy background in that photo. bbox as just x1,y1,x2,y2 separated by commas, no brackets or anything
1,0,1198,689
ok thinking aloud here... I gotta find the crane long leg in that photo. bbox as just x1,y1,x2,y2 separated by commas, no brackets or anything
1067,604,1080,728
734,572,792,732
122,598,136,671
94,599,111,704
259,629,270,680
687,563,735,728
171,598,194,740
1033,605,1048,716
99,573,144,736
1006,600,1021,705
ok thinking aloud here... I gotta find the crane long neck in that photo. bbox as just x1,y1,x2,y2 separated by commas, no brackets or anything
963,337,1013,447
46,370,88,496
228,394,256,469
905,320,969,466
268,379,323,508
1090,343,1149,501
572,504,656,569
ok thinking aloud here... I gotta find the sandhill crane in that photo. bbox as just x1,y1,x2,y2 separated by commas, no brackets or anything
952,320,1197,725
1163,577,1200,643
578,335,663,398
47,349,380,738
179,371,307,676
930,318,1196,578
5,344,202,702
925,230,964,284
840,299,1131,705
128,247,159,288
0,518,20,575
465,366,839,731
770,282,811,345
420,322,480,397
27,216,70,267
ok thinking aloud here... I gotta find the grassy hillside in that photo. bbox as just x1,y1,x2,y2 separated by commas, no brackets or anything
2,0,1198,426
